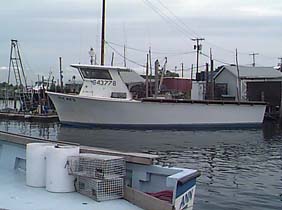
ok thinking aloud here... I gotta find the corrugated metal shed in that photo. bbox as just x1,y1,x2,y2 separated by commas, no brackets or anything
215,65,282,79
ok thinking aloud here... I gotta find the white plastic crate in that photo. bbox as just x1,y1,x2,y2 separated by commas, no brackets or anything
76,176,124,201
67,153,126,179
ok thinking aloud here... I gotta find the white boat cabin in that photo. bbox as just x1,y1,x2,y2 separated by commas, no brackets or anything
72,64,145,100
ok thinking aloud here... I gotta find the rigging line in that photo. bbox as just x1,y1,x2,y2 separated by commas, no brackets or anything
140,0,195,41
106,40,195,55
106,43,146,68
17,42,36,82
154,0,200,38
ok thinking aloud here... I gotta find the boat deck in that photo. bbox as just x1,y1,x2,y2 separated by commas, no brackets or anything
0,169,142,210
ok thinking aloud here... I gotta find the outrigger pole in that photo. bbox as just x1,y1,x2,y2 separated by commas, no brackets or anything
101,0,106,65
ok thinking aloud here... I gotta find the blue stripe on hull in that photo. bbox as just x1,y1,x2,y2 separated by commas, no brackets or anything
176,178,197,198
61,121,262,130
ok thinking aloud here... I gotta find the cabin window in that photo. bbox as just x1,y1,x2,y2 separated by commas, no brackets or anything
80,68,112,80
111,92,127,99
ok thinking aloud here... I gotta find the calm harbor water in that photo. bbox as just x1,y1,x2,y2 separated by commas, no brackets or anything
0,119,281,210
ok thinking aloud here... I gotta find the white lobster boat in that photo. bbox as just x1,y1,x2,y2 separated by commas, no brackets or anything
47,64,266,129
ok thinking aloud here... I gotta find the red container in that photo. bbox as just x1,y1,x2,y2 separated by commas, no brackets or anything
162,78,192,93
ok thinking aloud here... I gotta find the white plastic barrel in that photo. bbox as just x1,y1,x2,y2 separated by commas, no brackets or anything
26,143,54,187
46,145,80,193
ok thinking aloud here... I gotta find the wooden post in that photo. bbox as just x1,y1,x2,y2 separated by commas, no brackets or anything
210,48,214,99
279,59,282,122
123,45,126,67
235,49,241,102
59,57,63,92
205,63,209,99
154,60,159,99
280,82,282,122
42,76,46,112
149,47,153,97
181,63,184,78
145,54,149,98
191,64,194,80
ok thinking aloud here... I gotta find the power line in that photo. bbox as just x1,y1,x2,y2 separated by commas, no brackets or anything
200,52,232,66
140,0,195,41
154,0,199,37
106,40,195,55
140,0,278,60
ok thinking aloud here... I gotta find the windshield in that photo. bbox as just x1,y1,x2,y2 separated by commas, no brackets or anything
80,68,112,80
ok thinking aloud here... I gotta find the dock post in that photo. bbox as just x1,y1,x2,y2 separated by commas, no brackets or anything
279,82,282,124
145,54,149,98
59,57,63,92
154,60,159,99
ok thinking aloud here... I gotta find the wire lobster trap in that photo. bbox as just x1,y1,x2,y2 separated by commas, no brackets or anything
67,153,126,179
76,176,124,201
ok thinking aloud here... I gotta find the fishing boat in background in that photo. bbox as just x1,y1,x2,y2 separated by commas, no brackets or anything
47,64,266,129
47,0,266,129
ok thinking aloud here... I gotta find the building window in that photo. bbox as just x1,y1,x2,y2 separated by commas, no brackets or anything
80,68,112,80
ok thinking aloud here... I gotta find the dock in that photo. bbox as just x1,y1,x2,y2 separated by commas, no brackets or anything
0,131,158,165
0,112,59,122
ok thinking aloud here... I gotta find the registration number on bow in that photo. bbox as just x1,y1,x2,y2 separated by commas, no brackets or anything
92,80,117,86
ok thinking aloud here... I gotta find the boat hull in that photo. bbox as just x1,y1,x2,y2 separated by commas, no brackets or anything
47,92,266,129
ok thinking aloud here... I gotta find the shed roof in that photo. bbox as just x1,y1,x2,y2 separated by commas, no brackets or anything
215,65,282,79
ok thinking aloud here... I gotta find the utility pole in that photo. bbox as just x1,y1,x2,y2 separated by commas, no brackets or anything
249,52,259,67
100,0,106,65
192,38,205,78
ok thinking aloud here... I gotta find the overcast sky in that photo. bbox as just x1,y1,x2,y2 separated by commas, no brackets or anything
1,0,282,84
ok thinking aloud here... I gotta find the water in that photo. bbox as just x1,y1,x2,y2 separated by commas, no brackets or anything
0,119,281,210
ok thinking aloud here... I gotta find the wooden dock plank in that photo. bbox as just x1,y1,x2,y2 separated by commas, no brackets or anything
0,112,59,122
0,131,158,165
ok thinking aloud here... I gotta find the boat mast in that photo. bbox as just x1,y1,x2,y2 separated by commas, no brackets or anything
100,0,106,65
